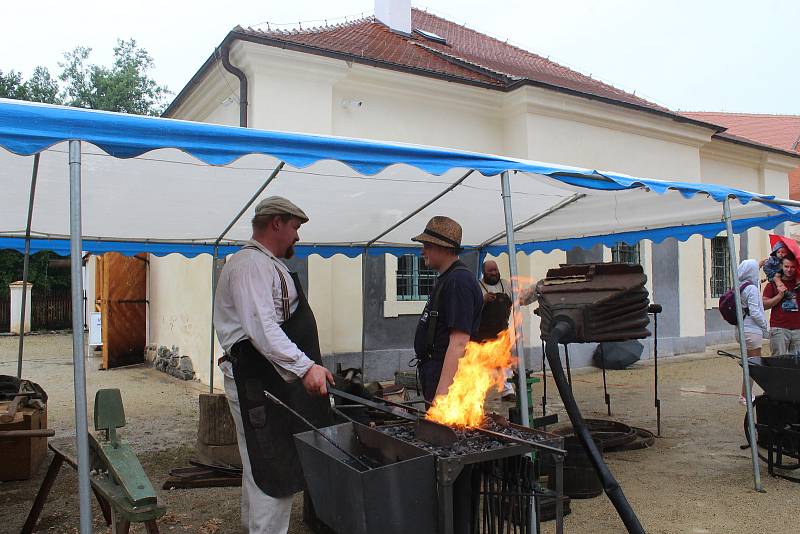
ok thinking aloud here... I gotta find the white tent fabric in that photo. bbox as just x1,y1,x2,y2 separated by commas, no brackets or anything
1,142,795,258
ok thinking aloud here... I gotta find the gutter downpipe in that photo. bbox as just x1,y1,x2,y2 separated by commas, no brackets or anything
217,40,248,128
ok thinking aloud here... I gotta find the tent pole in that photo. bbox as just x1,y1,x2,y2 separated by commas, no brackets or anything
69,141,92,534
500,171,531,427
209,245,219,393
479,192,585,248
722,197,763,493
361,247,368,381
16,153,40,379
501,171,538,533
207,162,285,393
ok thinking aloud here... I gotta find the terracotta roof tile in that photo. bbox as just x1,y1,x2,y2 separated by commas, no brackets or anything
238,9,670,112
682,112,800,153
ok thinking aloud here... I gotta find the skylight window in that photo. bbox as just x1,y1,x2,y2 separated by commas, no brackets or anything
413,28,447,45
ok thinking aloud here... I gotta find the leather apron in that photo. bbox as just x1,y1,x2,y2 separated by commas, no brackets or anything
229,268,332,498
474,280,512,342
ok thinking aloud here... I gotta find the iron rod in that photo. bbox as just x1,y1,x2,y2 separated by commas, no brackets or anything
69,141,92,534
722,197,763,492
653,310,661,437
752,196,800,209
365,170,474,248
541,340,547,416
16,154,40,379
263,390,372,471
480,193,585,247
601,345,611,416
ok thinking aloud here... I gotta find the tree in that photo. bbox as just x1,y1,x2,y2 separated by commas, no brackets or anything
59,39,169,115
0,66,60,104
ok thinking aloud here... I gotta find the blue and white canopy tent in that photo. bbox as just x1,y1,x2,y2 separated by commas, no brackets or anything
2,98,798,531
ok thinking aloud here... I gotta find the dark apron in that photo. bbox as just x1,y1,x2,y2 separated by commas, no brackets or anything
474,289,512,342
229,270,332,498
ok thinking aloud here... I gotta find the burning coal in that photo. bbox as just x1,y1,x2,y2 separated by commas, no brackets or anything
426,316,519,428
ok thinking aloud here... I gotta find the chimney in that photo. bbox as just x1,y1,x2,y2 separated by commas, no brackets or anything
375,0,411,35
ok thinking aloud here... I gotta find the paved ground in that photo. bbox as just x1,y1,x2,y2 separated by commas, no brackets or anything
1,333,798,533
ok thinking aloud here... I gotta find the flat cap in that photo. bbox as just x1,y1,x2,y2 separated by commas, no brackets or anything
254,196,309,223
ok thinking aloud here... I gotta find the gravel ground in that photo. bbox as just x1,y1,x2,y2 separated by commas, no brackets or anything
1,333,798,533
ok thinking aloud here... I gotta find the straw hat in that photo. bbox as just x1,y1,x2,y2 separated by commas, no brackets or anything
412,216,462,249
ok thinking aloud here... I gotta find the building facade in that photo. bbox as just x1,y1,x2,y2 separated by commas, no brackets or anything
140,4,799,387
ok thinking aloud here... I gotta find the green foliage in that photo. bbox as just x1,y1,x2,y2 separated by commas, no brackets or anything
59,39,169,115
0,67,60,104
0,250,71,293
2,38,169,115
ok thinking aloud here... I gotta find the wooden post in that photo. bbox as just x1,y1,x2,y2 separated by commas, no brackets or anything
197,393,241,467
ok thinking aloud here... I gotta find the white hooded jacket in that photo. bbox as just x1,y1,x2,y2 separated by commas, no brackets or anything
738,259,769,336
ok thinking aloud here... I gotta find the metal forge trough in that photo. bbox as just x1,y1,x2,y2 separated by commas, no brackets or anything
295,397,565,534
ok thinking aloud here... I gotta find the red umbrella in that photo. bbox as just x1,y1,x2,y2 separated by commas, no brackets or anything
768,234,800,260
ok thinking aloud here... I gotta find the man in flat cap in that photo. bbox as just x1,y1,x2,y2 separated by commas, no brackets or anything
215,196,333,533
412,216,483,402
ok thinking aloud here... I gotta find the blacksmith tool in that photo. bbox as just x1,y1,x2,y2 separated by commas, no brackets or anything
263,389,373,471
329,387,459,447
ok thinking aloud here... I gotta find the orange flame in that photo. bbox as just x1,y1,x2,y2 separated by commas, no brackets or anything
426,315,520,428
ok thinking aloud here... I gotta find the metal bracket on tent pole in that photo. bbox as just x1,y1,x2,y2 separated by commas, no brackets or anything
207,161,285,393
69,140,92,534
364,170,474,248
17,153,40,379
480,192,585,248
722,197,764,493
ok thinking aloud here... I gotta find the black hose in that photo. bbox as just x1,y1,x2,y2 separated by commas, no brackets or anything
544,321,645,534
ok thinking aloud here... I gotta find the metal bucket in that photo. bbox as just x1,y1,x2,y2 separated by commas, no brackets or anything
294,422,437,534
748,356,800,403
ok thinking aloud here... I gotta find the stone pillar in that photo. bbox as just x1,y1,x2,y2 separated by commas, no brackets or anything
9,281,33,334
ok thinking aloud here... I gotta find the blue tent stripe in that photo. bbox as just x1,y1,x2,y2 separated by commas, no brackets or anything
2,212,797,259
0,99,777,205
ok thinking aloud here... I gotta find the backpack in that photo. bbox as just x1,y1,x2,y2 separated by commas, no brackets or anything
718,281,753,325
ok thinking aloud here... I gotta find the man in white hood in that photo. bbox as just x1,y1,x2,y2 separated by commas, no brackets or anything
737,259,769,405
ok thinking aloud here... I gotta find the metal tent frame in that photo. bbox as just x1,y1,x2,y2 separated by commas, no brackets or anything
6,105,800,531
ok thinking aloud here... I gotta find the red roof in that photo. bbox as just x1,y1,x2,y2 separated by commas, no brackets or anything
682,112,800,153
238,9,670,113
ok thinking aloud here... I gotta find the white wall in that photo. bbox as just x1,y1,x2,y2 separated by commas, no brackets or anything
149,253,223,389
153,41,794,385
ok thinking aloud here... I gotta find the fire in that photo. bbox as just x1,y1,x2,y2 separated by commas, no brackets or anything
426,319,519,428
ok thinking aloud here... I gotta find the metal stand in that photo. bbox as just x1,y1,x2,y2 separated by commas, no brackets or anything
649,304,662,437
541,340,547,417
722,197,763,492
600,344,611,416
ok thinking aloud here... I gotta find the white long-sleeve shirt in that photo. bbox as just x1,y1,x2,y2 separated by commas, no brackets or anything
214,239,314,382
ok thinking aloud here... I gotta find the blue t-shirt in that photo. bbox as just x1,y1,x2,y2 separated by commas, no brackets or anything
414,261,483,361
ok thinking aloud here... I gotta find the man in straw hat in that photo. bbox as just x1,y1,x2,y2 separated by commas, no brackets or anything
412,216,483,402
214,196,333,533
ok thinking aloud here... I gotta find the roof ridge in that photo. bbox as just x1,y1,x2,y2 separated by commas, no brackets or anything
685,110,800,119
244,15,376,36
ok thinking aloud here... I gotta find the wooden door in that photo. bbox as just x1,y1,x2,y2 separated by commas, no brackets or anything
96,253,147,369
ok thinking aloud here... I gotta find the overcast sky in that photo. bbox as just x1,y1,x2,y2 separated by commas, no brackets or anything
2,0,797,115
